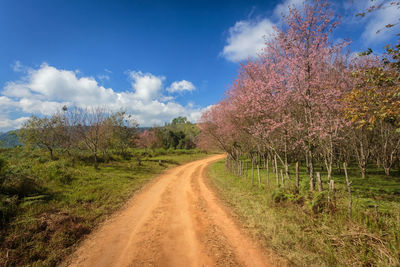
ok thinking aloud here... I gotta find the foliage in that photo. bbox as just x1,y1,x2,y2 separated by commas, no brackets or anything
355,0,399,35
137,116,200,150
209,159,400,266
18,106,139,166
19,115,64,159
344,56,400,129
0,147,208,266
199,0,400,182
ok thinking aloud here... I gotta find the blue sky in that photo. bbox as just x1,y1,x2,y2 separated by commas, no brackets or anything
0,0,398,130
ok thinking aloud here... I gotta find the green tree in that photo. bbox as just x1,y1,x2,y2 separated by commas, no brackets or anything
19,115,63,159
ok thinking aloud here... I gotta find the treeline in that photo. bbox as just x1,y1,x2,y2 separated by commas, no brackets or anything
199,0,400,189
19,106,138,166
18,107,201,167
137,116,199,150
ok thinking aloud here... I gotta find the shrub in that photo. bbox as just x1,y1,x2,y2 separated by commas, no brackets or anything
0,157,6,186
1,175,43,197
271,188,287,203
31,160,73,184
0,194,18,226
309,191,329,214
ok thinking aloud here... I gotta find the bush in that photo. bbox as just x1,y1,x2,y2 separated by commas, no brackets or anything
31,160,73,184
0,157,6,185
309,191,329,214
271,188,287,203
1,175,43,197
0,194,18,226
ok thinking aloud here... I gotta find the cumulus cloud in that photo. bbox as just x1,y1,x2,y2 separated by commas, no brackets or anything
0,116,30,131
220,0,305,63
127,71,165,102
221,19,275,62
3,63,116,106
341,0,398,47
0,63,204,131
360,2,399,45
167,80,195,93
273,0,304,18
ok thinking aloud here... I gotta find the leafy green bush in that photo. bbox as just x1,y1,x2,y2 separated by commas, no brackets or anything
0,194,18,226
31,160,73,184
271,188,287,203
309,191,329,214
0,156,6,186
1,175,43,197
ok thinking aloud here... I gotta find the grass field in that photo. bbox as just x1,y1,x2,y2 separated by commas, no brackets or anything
207,159,400,266
0,148,209,266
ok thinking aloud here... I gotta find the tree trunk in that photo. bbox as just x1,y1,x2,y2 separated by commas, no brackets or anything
285,163,290,180
384,166,390,176
361,165,366,179
266,158,270,187
94,150,98,169
48,147,54,160
245,161,248,179
284,139,290,179
252,159,254,185
309,150,315,191
343,162,352,218
316,172,323,192
274,154,279,186
257,164,261,185
280,169,284,187
305,151,310,174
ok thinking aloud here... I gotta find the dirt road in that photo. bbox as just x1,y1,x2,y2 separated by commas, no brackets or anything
67,154,275,267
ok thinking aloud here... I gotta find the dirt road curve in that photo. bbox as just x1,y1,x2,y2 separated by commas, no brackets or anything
66,154,275,267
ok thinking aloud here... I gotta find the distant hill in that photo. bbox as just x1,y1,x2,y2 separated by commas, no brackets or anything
0,130,21,148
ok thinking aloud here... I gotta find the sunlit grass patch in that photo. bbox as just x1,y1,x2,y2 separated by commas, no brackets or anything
208,160,400,266
0,148,209,266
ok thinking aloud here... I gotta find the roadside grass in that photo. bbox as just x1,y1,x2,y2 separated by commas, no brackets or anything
0,148,209,267
208,159,400,266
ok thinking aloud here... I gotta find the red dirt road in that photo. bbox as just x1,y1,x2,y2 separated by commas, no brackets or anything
66,154,276,267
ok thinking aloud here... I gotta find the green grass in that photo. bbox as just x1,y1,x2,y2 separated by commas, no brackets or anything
0,148,210,267
208,159,400,266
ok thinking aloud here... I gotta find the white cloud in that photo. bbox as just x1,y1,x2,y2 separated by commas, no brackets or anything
97,74,110,81
220,0,306,63
127,71,165,102
360,1,399,45
221,19,275,62
12,60,23,72
0,116,29,131
0,63,204,131
3,63,116,106
273,0,304,18
167,80,195,93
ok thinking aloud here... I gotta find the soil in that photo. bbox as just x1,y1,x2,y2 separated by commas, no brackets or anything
65,154,276,267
